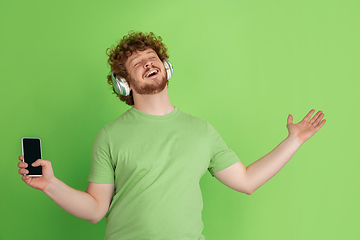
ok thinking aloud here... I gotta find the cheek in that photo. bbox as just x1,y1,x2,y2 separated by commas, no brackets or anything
157,62,165,73
131,69,142,79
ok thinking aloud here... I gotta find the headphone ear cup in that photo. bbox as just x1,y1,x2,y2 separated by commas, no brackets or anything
111,71,131,96
163,60,173,80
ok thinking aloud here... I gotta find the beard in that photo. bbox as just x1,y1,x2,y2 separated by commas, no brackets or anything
130,75,168,95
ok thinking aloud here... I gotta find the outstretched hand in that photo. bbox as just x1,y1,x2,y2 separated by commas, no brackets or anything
287,109,326,144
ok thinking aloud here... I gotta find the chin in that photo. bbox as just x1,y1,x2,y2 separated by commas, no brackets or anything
133,78,168,95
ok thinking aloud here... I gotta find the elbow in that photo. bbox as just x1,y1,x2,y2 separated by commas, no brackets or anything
86,208,108,224
235,188,254,195
88,218,101,224
88,219,99,224
245,186,261,195
245,190,254,195
243,181,261,195
87,215,104,224
232,185,255,195
242,186,256,195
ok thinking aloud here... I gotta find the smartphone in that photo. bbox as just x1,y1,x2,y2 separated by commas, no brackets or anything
21,138,42,177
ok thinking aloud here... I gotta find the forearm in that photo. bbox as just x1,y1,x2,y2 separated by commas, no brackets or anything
245,136,302,193
43,178,102,223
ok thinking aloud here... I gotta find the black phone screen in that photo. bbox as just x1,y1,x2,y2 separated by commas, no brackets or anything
22,138,42,176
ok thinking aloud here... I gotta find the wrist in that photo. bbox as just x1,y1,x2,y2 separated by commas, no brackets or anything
285,134,303,148
43,176,59,195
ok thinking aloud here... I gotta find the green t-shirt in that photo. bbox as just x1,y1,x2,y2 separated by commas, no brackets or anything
88,108,239,240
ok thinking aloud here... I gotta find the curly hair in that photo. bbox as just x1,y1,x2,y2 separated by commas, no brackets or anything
106,31,169,105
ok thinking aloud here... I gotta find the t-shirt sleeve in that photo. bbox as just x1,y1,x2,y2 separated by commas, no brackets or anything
207,123,240,176
88,127,115,184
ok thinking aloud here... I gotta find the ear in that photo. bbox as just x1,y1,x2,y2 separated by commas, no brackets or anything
126,79,132,91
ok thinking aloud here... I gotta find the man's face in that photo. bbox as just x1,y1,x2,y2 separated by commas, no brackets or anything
124,48,168,95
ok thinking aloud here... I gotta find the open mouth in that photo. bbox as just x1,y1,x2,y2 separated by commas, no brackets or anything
145,69,159,78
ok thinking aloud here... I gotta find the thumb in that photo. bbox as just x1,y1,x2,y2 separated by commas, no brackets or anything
32,159,48,167
287,114,293,125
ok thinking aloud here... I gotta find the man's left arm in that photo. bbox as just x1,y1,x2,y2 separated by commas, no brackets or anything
214,109,326,195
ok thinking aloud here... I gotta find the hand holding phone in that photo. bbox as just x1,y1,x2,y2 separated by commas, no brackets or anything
19,138,55,191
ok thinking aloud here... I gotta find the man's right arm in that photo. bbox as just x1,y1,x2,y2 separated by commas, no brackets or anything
18,155,114,224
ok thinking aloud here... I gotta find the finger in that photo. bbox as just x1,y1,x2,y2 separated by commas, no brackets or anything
18,168,29,175
309,111,322,124
19,155,24,161
22,175,31,183
287,114,293,125
315,119,326,131
303,109,315,122
18,161,28,168
313,112,324,126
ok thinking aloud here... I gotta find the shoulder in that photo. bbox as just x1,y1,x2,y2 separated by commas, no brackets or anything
103,108,134,129
177,109,208,124
174,109,219,137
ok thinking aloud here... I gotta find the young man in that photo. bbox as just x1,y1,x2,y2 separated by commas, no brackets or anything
18,32,326,240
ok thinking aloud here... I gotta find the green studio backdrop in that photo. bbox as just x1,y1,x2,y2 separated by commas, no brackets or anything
1,0,359,239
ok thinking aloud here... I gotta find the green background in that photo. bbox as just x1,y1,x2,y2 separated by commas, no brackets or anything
1,0,359,239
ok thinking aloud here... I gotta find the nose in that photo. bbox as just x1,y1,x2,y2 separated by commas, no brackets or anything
144,60,153,68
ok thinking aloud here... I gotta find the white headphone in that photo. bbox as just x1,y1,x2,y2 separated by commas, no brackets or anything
111,60,173,96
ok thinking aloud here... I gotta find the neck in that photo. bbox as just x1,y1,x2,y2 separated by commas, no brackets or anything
132,86,175,116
